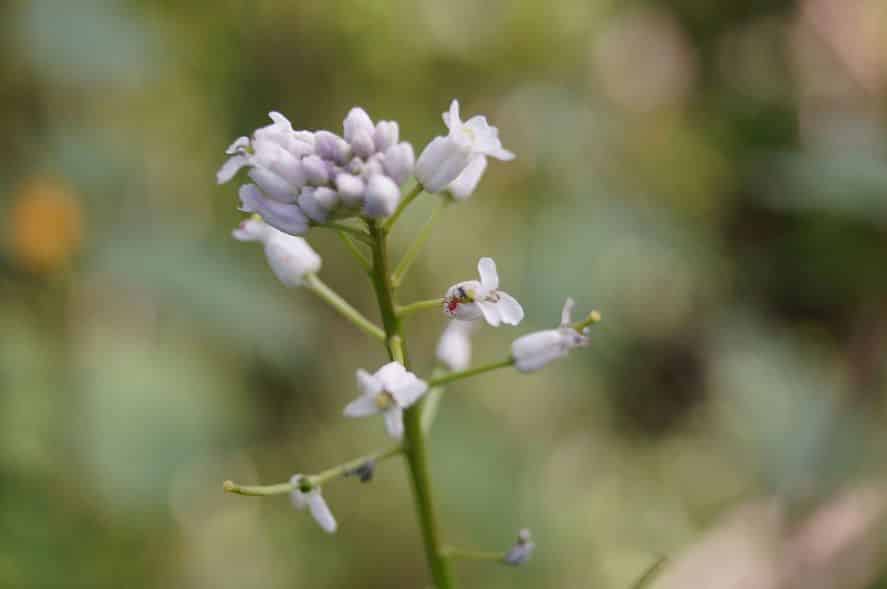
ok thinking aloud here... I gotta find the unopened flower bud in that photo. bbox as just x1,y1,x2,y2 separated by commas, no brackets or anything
383,143,415,186
363,174,400,218
301,154,330,185
335,173,365,207
297,188,329,223
502,529,534,566
232,216,321,286
315,131,351,164
373,121,399,152
343,107,375,144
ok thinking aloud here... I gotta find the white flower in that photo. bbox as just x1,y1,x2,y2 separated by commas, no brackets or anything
436,320,476,371
510,298,590,372
343,362,428,439
415,99,514,193
289,474,337,533
233,217,321,286
443,257,524,326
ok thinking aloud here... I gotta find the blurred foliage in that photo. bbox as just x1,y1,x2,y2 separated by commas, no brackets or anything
1,0,887,587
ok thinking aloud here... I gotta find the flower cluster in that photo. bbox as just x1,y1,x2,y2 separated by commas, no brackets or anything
219,108,415,233
220,99,599,584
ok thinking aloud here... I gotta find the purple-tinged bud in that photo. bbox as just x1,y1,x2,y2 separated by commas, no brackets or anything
383,142,415,186
335,173,365,207
301,154,330,185
315,131,351,164
373,121,399,152
363,175,400,218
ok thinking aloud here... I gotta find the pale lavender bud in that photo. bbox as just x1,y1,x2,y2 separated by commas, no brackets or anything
239,184,309,235
447,155,487,200
298,188,329,223
248,168,297,203
363,154,385,177
373,121,399,152
313,186,339,210
343,107,375,143
301,154,330,185
383,143,415,186
350,129,376,159
363,174,400,218
415,136,472,193
315,131,351,164
335,173,365,207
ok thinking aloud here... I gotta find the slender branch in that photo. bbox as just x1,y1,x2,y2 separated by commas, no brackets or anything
628,555,668,589
304,273,385,342
336,230,372,272
392,199,447,288
441,546,506,561
421,367,449,434
222,444,403,496
397,298,444,317
382,183,424,233
427,358,515,388
315,222,373,245
367,220,455,588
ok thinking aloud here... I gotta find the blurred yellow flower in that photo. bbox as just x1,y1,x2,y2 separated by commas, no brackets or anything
8,177,83,273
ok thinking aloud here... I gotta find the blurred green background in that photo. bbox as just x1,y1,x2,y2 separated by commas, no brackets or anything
2,0,887,587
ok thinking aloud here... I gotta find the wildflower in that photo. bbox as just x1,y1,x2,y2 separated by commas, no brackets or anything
344,362,428,439
502,529,535,566
289,474,337,533
436,320,476,371
232,216,321,286
443,257,524,326
511,298,590,372
415,99,514,193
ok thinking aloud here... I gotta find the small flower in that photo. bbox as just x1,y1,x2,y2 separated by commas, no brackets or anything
443,257,524,326
343,362,428,439
510,298,590,373
436,320,476,371
415,99,514,193
233,216,321,286
289,474,337,533
502,529,535,566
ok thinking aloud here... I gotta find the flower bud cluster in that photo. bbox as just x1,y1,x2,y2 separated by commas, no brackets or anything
218,108,415,234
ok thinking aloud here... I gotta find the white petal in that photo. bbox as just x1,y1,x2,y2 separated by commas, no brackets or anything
477,257,499,290
560,298,576,326
343,393,380,418
447,155,487,200
443,99,461,129
225,136,250,154
477,300,502,327
232,217,268,242
217,155,248,184
307,491,337,533
415,136,471,193
268,111,293,130
383,408,404,439
496,291,524,325
389,375,428,408
488,146,516,161
356,368,382,396
375,361,408,388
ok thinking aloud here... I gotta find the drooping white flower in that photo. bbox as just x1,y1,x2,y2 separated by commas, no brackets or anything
443,257,524,326
415,99,515,193
510,298,590,372
436,320,476,371
343,362,428,439
233,217,321,286
289,474,337,533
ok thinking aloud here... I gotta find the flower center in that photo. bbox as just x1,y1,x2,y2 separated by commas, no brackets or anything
374,391,395,410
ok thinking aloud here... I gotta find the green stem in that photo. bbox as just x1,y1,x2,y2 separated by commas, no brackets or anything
315,222,373,245
397,298,444,317
383,184,424,232
392,199,447,288
441,546,506,561
304,273,386,342
367,220,455,589
222,444,402,496
336,230,372,272
427,358,515,388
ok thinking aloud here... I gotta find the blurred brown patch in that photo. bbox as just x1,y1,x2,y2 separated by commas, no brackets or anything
8,177,83,274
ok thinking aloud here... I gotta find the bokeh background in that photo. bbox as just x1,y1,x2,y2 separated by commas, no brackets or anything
2,0,887,587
